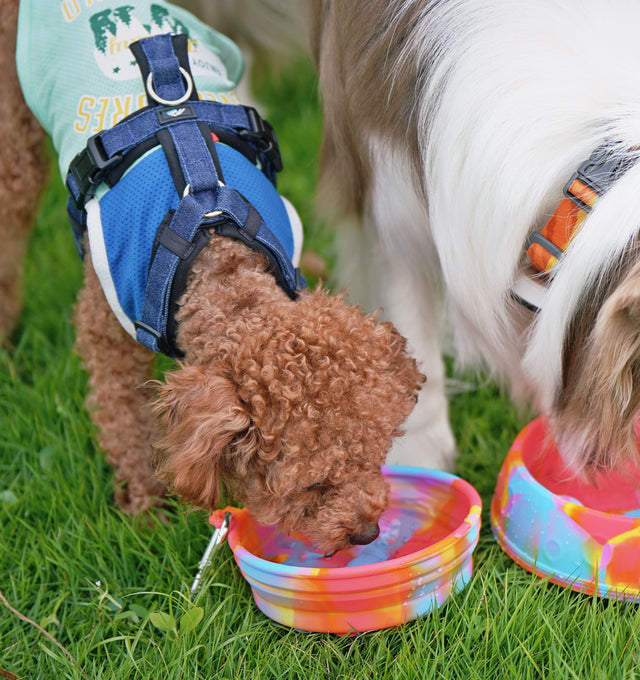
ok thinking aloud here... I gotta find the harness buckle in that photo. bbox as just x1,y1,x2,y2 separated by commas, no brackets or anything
239,107,283,173
67,132,123,208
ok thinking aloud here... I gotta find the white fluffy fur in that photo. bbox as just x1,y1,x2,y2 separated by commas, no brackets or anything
328,0,640,468
354,137,455,469
420,3,640,360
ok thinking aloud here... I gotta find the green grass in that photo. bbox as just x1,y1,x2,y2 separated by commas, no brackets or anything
3,58,640,680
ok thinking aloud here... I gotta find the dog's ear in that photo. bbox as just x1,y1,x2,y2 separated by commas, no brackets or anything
153,364,251,510
556,260,640,470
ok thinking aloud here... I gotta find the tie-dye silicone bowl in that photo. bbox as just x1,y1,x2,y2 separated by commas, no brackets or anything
209,465,481,634
492,417,640,600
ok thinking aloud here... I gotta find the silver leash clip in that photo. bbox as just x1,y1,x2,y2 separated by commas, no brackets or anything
190,511,232,598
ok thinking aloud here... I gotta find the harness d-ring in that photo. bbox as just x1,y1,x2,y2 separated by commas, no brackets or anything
146,67,194,106
183,183,223,217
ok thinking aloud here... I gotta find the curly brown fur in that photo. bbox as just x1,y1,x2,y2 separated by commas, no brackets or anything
0,0,49,341
2,0,423,553
74,254,166,511
155,236,423,553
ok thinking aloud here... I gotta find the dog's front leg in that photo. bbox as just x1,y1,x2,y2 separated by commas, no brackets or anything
374,263,456,472
334,154,457,471
339,219,455,470
75,256,165,512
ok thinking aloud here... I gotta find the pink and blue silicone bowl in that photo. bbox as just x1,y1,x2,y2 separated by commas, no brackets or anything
210,465,481,634
492,417,640,600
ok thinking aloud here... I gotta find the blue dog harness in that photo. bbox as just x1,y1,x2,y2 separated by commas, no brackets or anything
65,33,305,356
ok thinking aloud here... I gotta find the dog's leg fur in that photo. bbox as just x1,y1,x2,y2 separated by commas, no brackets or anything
75,256,165,511
182,0,307,63
333,149,455,471
0,0,48,341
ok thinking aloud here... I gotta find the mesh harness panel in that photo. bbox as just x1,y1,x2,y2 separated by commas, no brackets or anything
66,33,305,357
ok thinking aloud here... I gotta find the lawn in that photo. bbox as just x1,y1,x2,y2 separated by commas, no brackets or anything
2,57,640,680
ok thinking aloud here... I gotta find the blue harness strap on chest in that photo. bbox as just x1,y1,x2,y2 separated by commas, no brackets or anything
66,33,305,357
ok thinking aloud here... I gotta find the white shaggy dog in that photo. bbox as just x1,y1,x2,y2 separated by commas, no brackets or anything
307,0,640,474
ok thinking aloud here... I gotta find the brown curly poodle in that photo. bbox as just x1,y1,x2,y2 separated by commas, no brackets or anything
0,0,423,555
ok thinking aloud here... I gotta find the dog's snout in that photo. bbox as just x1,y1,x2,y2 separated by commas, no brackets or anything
348,523,380,546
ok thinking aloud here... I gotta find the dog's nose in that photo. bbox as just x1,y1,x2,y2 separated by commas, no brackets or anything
348,523,380,546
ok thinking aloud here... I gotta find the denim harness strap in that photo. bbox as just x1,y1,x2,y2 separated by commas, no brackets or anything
66,33,305,357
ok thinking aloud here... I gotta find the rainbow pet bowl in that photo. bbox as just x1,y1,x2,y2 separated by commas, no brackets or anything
210,465,481,634
492,417,640,600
